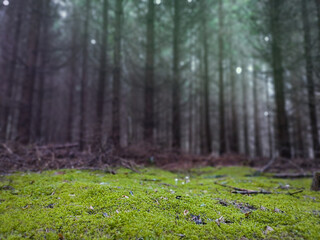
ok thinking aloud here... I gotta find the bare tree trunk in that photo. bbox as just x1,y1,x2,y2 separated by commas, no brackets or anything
17,0,43,144
172,0,181,149
66,11,78,143
96,0,109,147
201,1,212,154
143,0,155,144
35,0,50,142
253,67,262,157
270,0,291,158
218,0,226,155
1,5,22,141
265,75,273,158
112,0,123,147
230,58,239,153
242,66,249,156
301,0,320,160
79,0,90,150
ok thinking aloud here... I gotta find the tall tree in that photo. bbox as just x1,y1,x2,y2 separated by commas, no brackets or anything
270,0,291,158
218,0,226,155
201,1,212,154
143,0,155,144
301,0,320,159
96,0,109,147
79,0,90,150
253,67,262,157
1,3,22,141
242,66,249,156
172,0,181,149
112,0,123,147
17,0,43,144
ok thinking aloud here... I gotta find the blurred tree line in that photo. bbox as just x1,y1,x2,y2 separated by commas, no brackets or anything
0,0,319,161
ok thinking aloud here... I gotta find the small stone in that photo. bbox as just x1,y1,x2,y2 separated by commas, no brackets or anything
264,226,274,234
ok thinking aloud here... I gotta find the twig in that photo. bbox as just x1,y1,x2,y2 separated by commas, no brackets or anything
214,181,272,194
1,144,13,154
232,190,272,195
273,173,312,178
287,190,303,195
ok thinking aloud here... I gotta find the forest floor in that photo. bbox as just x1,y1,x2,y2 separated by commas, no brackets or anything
0,166,319,239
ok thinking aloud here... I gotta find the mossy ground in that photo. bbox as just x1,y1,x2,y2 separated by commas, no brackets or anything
0,167,319,239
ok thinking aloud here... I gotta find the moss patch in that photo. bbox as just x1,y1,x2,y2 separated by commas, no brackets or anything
0,167,319,239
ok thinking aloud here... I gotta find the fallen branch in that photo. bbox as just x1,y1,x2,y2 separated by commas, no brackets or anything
287,190,303,195
273,173,312,178
35,143,79,150
232,190,272,195
1,144,13,154
214,181,272,194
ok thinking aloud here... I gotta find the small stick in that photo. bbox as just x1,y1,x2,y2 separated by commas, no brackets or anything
287,190,303,195
214,182,272,194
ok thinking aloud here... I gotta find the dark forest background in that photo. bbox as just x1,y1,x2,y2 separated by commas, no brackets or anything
0,0,319,162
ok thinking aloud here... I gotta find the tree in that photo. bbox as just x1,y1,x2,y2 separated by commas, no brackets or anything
269,0,291,158
79,0,90,150
218,0,226,155
301,0,320,159
172,0,181,149
143,0,155,144
96,0,109,147
112,0,123,147
17,0,43,144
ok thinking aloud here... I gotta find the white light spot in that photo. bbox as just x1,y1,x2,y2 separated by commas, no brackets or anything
264,111,269,117
59,10,67,18
187,0,192,2
264,36,269,42
155,0,161,5
91,39,96,45
247,64,253,72
236,67,242,75
3,0,9,6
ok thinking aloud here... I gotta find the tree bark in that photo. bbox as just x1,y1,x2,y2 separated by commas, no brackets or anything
201,1,212,154
17,0,43,144
270,0,291,158
253,67,262,157
172,0,181,149
218,0,226,155
242,67,249,156
230,58,239,153
143,0,155,144
112,0,123,147
1,4,22,141
96,0,109,147
301,0,320,160
79,0,90,150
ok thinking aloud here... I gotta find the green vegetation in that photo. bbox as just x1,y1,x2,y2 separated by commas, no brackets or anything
0,167,319,239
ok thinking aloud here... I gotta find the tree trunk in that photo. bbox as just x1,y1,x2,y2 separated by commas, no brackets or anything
218,0,226,155
96,0,109,147
202,1,212,154
1,5,22,141
253,67,262,157
301,0,320,160
35,0,50,142
270,0,291,158
143,0,155,144
230,58,239,153
172,0,181,149
17,0,43,144
112,0,123,147
265,75,273,158
79,0,90,150
242,66,249,156
66,11,78,143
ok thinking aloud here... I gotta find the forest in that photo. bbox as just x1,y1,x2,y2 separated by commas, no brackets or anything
0,0,319,160
0,0,320,239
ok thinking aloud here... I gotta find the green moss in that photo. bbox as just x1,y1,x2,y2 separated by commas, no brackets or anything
0,167,319,239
